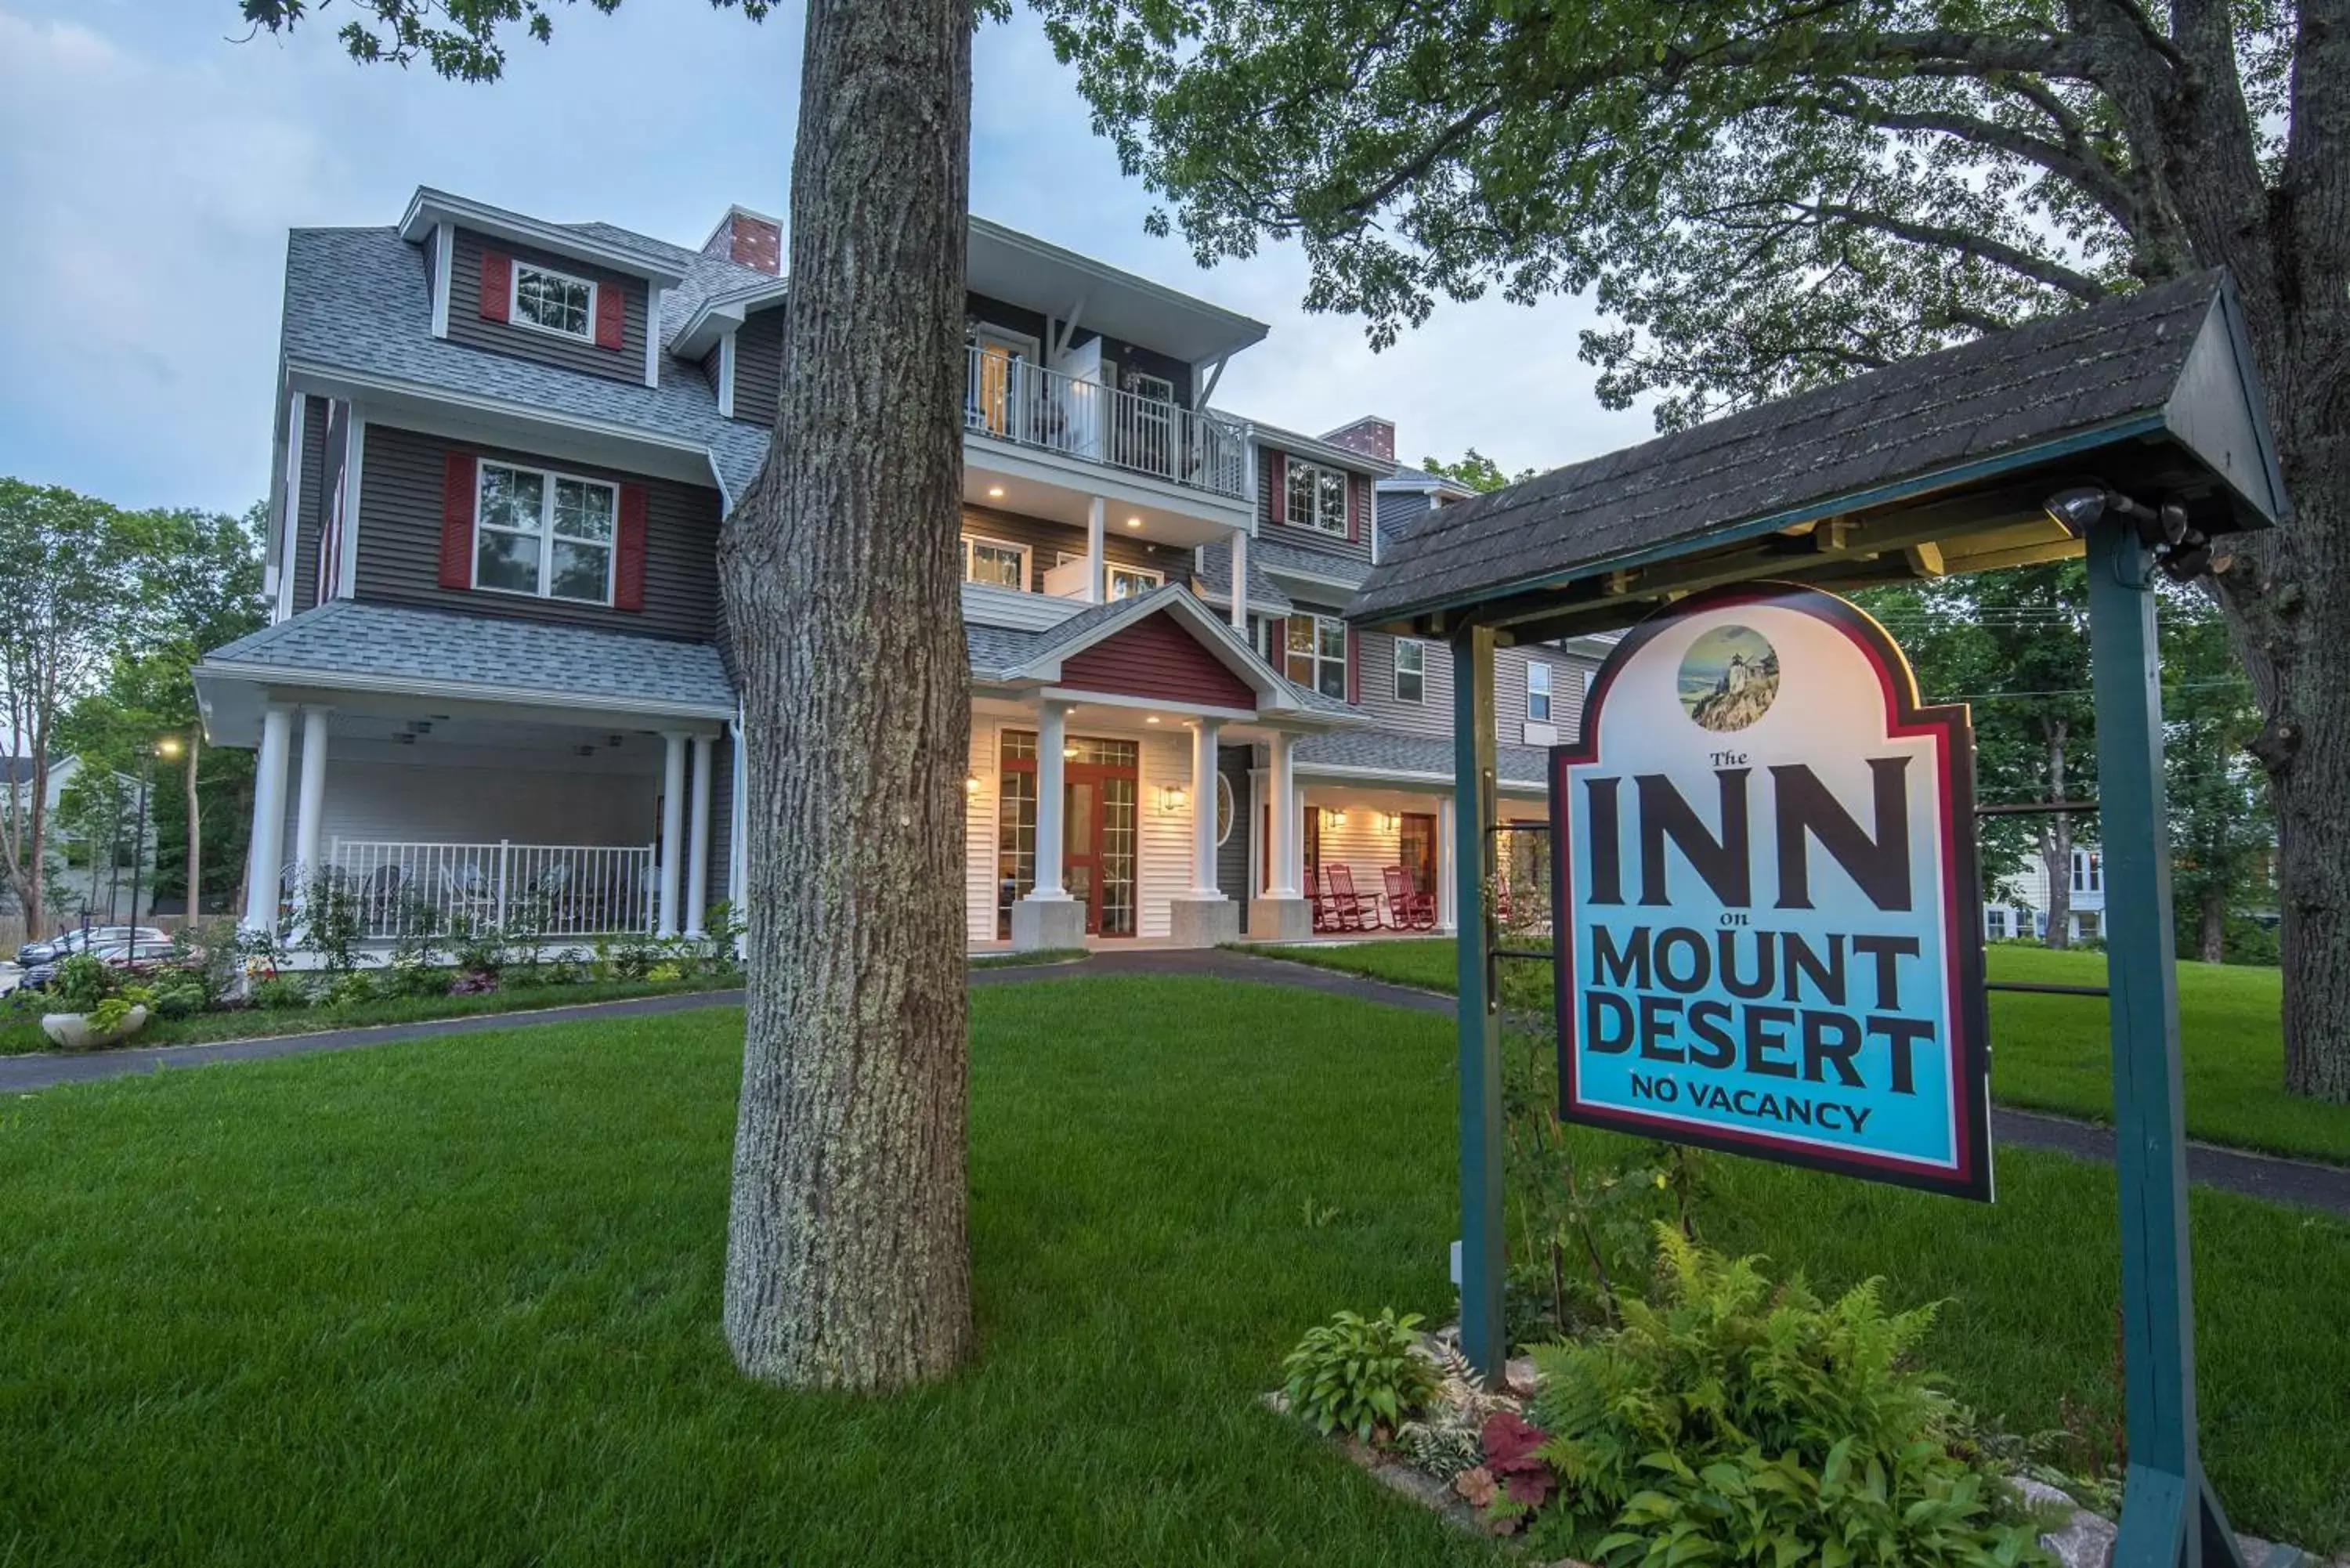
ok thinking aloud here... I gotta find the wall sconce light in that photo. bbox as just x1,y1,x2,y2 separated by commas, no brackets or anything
1063,742,1079,760
1380,811,1401,833
965,774,982,794
1159,784,1188,813
1329,809,1347,827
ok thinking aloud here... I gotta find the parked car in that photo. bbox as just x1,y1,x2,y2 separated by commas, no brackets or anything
16,940,181,995
13,925,167,968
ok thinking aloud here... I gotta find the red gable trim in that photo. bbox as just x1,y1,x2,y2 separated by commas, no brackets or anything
1058,610,1258,709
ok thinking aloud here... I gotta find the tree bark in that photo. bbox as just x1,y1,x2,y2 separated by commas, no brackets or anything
2038,721,2073,949
2198,883,2227,964
718,0,976,1389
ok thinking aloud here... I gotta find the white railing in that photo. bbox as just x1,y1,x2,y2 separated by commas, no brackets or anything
327,840,658,939
965,346,1251,500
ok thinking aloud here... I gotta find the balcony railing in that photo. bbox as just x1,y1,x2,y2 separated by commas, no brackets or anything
327,840,657,939
965,346,1250,500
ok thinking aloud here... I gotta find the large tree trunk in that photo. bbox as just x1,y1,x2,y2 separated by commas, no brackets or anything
2038,722,2073,950
2198,883,2227,965
718,0,975,1389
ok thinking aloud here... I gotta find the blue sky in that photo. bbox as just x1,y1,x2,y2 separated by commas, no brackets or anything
0,1,1654,515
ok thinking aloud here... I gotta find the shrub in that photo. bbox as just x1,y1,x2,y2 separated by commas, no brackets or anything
385,963,454,1000
448,915,508,981
1520,1228,2050,1566
151,983,208,1021
450,970,499,997
294,871,367,976
645,960,684,983
249,977,311,1011
51,953,119,1015
325,971,380,1009
171,919,243,1002
1281,1309,1439,1445
86,997,137,1035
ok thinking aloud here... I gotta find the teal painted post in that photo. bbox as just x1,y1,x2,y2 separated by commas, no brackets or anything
2084,519,2244,1567
1452,624,1505,1385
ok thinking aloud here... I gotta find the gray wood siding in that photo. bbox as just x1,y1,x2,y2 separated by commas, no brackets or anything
352,424,724,643
446,227,647,385
1256,445,1373,566
729,306,785,427
291,395,332,615
958,504,1174,593
1216,744,1252,924
1353,629,1450,739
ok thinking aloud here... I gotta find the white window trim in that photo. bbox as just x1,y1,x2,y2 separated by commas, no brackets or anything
336,414,366,602
963,533,1032,591
1286,612,1348,699
1394,638,1426,704
716,331,737,419
472,460,620,607
1285,457,1350,537
1528,660,1553,722
509,261,599,344
1106,563,1164,598
429,223,454,340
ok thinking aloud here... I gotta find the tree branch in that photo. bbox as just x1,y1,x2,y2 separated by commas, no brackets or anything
1806,202,2113,300
1794,92,2146,234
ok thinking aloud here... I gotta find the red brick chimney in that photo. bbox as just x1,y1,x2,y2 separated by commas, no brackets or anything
704,206,783,276
1321,415,1395,464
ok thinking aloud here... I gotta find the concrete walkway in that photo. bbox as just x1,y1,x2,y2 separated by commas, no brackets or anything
8,948,2347,1219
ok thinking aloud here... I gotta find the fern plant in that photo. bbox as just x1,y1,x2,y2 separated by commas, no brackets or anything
1281,1309,1439,1445
1524,1228,2052,1566
1397,1336,1519,1480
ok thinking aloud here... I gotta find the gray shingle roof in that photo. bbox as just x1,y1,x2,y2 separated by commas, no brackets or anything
283,228,773,503
1296,731,1548,786
201,600,736,714
1354,273,2266,623
1253,533,1371,592
1191,539,1294,615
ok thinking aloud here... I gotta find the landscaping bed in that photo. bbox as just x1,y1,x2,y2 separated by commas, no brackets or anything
1260,938,2350,1165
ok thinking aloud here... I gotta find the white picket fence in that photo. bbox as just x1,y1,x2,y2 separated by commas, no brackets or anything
327,840,658,939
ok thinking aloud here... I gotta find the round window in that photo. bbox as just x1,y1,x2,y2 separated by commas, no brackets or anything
1215,773,1235,847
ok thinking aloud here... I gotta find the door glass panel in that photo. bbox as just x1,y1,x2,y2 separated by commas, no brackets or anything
995,771,1036,940
1065,781,1097,931
1100,777,1137,937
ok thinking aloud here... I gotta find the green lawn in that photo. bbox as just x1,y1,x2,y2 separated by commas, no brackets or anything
0,975,735,1057
2,978,2345,1563
1256,939,2350,1164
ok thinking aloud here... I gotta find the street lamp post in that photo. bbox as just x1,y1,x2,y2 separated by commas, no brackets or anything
127,737,182,930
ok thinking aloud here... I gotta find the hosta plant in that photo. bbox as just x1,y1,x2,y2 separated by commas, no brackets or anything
1524,1227,2052,1566
1281,1308,1439,1445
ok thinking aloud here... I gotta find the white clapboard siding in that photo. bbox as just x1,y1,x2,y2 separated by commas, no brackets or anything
1314,805,1405,908
1136,730,1192,938
966,718,1002,945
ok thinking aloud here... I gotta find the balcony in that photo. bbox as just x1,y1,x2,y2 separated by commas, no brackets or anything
965,346,1250,501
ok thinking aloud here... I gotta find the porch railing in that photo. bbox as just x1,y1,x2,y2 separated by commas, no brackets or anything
327,840,658,939
965,346,1251,500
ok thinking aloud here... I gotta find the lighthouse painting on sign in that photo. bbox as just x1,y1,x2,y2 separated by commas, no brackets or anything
1678,624,1781,732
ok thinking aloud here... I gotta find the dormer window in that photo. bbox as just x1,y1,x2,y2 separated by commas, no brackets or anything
512,262,596,341
1285,458,1350,537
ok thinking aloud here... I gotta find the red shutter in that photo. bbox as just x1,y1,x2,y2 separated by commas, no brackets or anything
479,251,511,322
439,450,476,588
1347,627,1361,705
595,282,624,350
1265,616,1286,676
1348,475,1366,543
1267,451,1286,524
614,484,649,611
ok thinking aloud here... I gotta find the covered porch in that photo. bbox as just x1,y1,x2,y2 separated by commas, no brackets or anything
196,601,739,947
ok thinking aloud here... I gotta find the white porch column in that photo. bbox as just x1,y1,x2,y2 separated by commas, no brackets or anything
1267,731,1299,897
658,732,688,938
685,734,714,936
1228,529,1249,631
292,706,331,891
1189,719,1221,896
1247,728,1314,941
243,703,294,934
1011,700,1084,950
1033,700,1068,898
1085,498,1106,605
1437,793,1459,933
1170,717,1236,945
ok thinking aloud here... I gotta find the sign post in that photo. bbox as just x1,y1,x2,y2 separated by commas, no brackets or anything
2085,519,2245,1566
1452,623,1507,1382
1549,584,1993,1199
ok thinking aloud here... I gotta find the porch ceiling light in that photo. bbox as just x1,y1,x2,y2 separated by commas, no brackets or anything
1125,515,1143,528
1144,715,1160,724
986,485,1004,499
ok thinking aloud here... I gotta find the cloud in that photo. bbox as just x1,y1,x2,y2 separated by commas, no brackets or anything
0,3,1650,515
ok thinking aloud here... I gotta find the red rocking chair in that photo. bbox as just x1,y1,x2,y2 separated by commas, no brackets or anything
1324,865,1384,932
1382,866,1437,930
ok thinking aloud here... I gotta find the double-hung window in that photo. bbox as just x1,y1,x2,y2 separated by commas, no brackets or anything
1107,565,1162,601
964,535,1030,591
475,461,616,605
1285,458,1350,536
512,262,596,341
1394,639,1426,703
1527,662,1553,722
1285,614,1348,699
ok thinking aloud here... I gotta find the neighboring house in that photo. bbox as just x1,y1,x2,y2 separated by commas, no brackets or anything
1981,847,2109,942
2,754,160,921
195,188,1603,952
